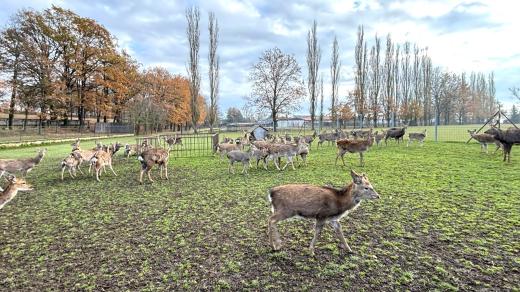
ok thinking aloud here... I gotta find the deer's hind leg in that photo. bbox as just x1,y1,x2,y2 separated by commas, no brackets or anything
109,162,117,176
309,219,326,256
268,211,291,251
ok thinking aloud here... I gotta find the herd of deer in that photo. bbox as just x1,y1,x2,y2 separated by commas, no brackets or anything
217,126,428,174
216,132,312,174
1,125,519,256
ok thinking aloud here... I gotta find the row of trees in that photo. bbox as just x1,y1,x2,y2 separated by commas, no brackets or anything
351,25,497,127
0,6,217,133
247,22,499,131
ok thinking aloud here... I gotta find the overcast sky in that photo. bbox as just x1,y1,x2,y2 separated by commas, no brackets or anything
1,0,519,113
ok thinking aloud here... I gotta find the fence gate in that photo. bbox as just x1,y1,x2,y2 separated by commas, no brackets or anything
136,133,219,158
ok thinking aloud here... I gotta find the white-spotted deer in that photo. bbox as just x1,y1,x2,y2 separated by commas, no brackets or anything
137,147,170,184
267,170,380,255
0,173,33,210
61,152,84,181
90,143,121,182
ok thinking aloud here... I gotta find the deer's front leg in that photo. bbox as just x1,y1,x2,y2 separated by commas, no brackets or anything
330,220,352,253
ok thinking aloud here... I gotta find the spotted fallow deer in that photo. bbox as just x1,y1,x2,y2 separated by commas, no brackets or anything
0,174,33,210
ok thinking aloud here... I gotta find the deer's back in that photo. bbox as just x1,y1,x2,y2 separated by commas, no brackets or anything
269,184,348,218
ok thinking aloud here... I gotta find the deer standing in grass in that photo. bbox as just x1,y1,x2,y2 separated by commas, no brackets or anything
61,152,84,181
216,143,241,162
374,130,386,147
484,127,520,163
335,131,373,167
267,170,380,255
226,149,252,175
407,129,427,147
137,147,170,184
0,174,33,210
0,149,47,178
90,144,121,182
467,129,502,154
267,143,301,171
385,126,407,145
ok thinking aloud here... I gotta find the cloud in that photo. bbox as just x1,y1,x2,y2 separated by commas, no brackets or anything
0,0,518,113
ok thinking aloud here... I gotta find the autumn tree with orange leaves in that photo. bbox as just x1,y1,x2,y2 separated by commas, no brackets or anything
0,6,208,134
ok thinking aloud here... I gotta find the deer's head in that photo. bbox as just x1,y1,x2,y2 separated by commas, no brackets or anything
4,174,33,192
350,170,379,201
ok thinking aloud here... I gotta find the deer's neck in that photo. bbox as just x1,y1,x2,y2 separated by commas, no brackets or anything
338,184,359,210
33,154,44,165
0,185,19,209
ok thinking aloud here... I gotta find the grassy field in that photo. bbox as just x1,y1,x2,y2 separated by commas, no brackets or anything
0,138,519,290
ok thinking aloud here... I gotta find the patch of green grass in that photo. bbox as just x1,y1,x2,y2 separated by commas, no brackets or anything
0,139,519,290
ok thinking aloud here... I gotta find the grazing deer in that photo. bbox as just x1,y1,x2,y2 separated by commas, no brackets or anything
467,129,502,154
407,129,427,147
484,127,520,163
385,126,407,145
0,173,33,210
267,170,380,255
90,143,121,182
61,152,84,181
137,147,170,184
0,149,47,178
335,131,373,167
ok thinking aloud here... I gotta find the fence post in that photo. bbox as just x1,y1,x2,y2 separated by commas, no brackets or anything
435,108,439,142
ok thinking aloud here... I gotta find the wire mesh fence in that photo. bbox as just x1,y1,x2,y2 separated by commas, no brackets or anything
0,125,104,144
240,121,518,144
134,133,219,158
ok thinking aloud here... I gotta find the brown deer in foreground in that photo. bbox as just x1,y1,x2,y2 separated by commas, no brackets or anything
137,147,170,184
267,170,380,255
0,148,47,178
335,130,373,167
0,174,33,210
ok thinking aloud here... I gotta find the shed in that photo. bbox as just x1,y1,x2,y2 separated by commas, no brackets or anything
248,125,269,141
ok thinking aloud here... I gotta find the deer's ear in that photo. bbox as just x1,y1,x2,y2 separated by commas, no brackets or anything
350,170,363,184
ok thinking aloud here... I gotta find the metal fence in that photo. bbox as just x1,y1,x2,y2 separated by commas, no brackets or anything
0,125,102,144
247,121,518,143
135,133,219,158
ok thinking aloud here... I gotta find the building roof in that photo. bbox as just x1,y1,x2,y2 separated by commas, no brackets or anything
248,124,269,133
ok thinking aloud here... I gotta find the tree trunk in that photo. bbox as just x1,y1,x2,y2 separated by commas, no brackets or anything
8,91,16,130
23,108,28,131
